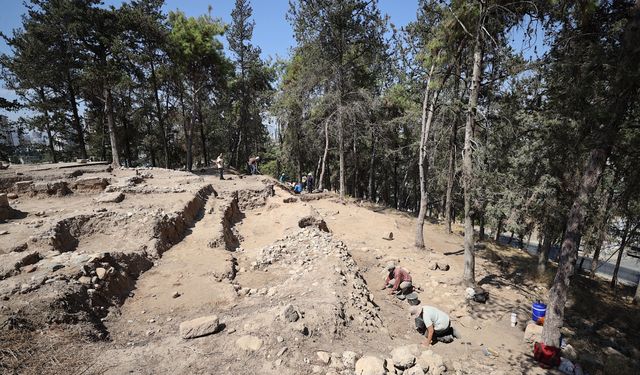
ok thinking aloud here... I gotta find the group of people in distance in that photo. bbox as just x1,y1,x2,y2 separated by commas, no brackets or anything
280,172,314,194
383,262,459,347
211,154,261,180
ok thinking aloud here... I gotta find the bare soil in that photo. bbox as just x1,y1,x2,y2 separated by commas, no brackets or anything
0,163,638,375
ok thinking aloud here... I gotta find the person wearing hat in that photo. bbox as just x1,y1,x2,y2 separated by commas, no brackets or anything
248,156,260,175
382,262,413,295
409,305,456,347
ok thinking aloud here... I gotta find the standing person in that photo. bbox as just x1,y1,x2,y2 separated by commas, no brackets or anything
301,175,307,191
248,156,260,175
306,173,314,193
409,305,457,347
215,153,224,180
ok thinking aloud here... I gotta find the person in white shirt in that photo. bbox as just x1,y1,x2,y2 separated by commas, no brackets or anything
215,153,224,180
409,305,457,347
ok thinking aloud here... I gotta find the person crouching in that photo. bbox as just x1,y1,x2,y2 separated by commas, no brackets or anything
382,262,413,296
409,305,458,347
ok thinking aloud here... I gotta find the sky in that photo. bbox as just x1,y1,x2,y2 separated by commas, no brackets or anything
0,0,544,121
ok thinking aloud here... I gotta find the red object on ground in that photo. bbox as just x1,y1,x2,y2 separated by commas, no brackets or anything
533,342,561,368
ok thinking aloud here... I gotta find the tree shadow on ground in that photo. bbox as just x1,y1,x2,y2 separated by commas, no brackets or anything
477,241,640,375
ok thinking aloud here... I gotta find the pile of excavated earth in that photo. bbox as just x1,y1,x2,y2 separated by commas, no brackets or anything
1,163,638,375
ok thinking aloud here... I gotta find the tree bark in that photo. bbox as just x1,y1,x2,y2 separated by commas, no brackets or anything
541,148,608,347
150,60,169,168
104,88,120,167
368,127,376,201
319,119,329,191
611,221,637,288
197,99,208,166
445,62,462,234
37,88,57,163
67,70,87,159
538,226,552,275
462,28,483,286
590,182,615,278
415,63,436,249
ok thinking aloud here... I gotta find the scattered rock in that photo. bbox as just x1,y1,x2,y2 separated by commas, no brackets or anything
96,192,124,203
283,197,298,203
172,291,181,298
562,344,578,362
354,356,386,375
317,351,331,364
78,276,92,284
283,304,300,322
235,335,263,351
404,367,425,375
7,193,18,199
342,351,358,369
96,267,107,280
277,335,284,343
179,315,221,339
416,350,445,375
298,207,330,232
277,347,288,357
391,345,418,369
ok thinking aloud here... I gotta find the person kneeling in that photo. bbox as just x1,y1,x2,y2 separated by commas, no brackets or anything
409,305,458,347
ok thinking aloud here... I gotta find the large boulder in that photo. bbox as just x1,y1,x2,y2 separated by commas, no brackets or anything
355,356,387,375
298,207,329,232
390,345,419,369
523,322,543,343
416,350,445,375
74,176,109,191
179,315,221,339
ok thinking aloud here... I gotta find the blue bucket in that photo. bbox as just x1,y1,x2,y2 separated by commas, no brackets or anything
532,302,547,323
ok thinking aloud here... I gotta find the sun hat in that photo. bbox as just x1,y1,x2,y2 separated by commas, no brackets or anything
409,305,423,318
385,261,396,271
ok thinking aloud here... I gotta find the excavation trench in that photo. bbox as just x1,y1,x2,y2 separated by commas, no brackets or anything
0,184,216,338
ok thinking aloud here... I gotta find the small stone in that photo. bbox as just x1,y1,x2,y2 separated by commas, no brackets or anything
317,351,331,364
78,276,92,284
277,336,284,343
7,193,18,199
172,291,181,298
96,267,107,280
404,367,425,375
283,304,300,322
22,264,37,273
236,335,263,351
277,347,288,357
275,359,282,366
179,315,221,339
312,365,323,373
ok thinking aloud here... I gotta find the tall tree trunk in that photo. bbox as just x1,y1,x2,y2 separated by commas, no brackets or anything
104,88,120,167
319,119,329,191
495,218,503,242
150,60,169,168
538,226,553,275
38,88,57,163
634,276,640,304
353,134,358,198
197,100,208,166
415,63,436,249
590,182,615,278
338,107,345,200
445,61,462,233
611,221,637,288
368,128,376,201
541,148,608,347
121,112,132,167
462,28,483,286
67,70,87,159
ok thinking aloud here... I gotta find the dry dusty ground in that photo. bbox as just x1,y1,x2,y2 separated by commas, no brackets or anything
0,163,638,375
